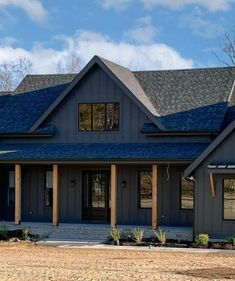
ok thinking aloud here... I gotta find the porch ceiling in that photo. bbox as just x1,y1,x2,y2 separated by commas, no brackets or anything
0,142,209,163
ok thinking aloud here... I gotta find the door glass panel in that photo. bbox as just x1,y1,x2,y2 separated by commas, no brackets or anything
91,173,106,208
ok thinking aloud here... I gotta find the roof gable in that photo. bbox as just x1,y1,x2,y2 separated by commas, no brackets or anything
184,118,235,176
29,56,166,132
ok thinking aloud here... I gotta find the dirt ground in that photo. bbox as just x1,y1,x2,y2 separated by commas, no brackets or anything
0,243,235,281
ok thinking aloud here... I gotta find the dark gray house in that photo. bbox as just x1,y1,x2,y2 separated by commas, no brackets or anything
0,55,235,240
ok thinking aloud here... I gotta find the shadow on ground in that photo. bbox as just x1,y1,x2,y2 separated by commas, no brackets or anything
176,267,235,279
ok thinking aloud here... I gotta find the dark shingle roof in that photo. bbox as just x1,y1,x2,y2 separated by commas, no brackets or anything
14,74,76,94
0,143,209,161
0,84,68,133
134,67,235,131
133,67,235,116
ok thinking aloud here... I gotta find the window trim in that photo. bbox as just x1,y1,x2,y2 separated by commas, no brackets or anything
45,170,53,208
78,102,120,132
8,170,15,207
180,174,194,210
222,177,235,221
137,170,152,209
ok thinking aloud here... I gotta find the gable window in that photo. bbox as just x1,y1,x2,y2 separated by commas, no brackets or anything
138,171,152,208
45,171,53,207
223,178,235,220
8,171,15,206
79,103,119,131
180,176,194,209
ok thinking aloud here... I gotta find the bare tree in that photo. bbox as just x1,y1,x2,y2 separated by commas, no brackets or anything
213,29,235,66
0,57,32,92
56,52,81,74
223,31,235,66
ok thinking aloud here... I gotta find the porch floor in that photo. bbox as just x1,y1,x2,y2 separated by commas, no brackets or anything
0,221,193,242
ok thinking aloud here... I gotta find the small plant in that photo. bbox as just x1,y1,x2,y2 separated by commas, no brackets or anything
154,228,166,245
196,233,209,246
22,227,30,240
132,228,145,244
227,236,235,246
0,225,9,240
176,234,182,244
110,228,122,245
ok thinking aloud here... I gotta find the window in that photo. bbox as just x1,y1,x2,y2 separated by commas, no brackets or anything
79,103,119,131
8,171,15,206
180,176,194,209
223,178,235,220
138,171,152,208
45,171,53,207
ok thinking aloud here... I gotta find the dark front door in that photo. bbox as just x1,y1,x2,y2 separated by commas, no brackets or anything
82,171,110,222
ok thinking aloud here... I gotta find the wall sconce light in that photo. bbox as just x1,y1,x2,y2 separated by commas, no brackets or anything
70,179,76,188
121,180,127,189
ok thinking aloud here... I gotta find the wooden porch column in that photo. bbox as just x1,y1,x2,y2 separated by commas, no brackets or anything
209,173,215,198
53,164,59,226
152,164,158,230
111,164,117,229
15,164,21,225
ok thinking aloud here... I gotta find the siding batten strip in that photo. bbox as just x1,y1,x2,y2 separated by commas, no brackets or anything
53,164,59,226
209,173,215,198
111,164,117,229
15,164,21,225
152,164,158,230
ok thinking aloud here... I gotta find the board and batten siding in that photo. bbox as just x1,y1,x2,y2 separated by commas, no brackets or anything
0,163,192,226
41,64,151,143
195,129,235,238
117,164,193,226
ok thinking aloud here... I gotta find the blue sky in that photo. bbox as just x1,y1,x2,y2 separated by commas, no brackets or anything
0,0,234,73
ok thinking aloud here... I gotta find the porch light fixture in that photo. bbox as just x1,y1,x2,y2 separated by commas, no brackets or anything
121,180,127,189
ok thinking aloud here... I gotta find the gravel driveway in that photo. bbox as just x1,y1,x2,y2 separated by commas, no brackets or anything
0,243,235,280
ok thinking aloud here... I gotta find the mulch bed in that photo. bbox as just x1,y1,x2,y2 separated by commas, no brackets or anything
106,238,235,250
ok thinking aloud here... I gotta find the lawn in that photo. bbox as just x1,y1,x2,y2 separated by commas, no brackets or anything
0,243,235,280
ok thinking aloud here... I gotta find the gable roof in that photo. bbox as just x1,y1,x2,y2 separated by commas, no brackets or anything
15,74,76,94
29,55,166,132
0,56,235,135
184,118,235,176
0,84,69,133
134,67,235,116
134,67,235,131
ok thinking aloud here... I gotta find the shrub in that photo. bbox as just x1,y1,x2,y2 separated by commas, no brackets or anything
196,233,209,246
154,228,166,245
0,225,9,240
110,228,122,245
22,228,30,240
227,237,235,246
132,228,145,244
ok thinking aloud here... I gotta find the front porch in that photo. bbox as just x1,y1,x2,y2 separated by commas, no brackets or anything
0,162,193,234
0,221,193,241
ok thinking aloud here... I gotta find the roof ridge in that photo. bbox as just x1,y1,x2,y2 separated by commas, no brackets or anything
132,66,235,73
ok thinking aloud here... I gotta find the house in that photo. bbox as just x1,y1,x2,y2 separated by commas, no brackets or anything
0,55,235,240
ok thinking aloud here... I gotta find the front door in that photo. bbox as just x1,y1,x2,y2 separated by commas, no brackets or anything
82,171,110,222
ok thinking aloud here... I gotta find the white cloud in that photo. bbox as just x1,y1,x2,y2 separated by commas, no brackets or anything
0,0,48,23
141,0,235,11
98,0,132,11
180,8,224,38
0,30,194,74
124,16,157,44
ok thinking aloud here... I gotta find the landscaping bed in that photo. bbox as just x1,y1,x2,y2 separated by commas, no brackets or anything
0,226,39,242
107,228,235,250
